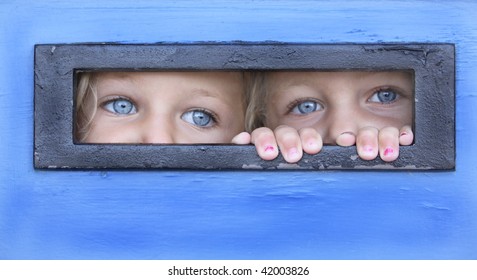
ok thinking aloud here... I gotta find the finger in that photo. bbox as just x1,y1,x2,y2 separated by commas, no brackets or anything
274,125,303,163
378,127,400,162
298,127,322,155
399,125,414,146
251,127,279,161
336,131,356,147
356,126,379,160
231,132,251,145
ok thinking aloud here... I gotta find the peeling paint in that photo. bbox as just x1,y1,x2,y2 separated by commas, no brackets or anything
242,164,263,169
421,202,451,211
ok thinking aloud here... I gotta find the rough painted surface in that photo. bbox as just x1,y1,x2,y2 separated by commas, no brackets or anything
1,0,476,259
33,43,455,170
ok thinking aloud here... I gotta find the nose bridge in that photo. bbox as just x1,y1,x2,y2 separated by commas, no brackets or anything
140,113,175,144
325,103,360,144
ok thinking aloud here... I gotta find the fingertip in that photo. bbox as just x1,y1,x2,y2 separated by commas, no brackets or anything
250,127,273,143
356,127,379,160
258,144,279,161
250,127,279,161
275,126,303,163
298,128,322,155
304,139,322,155
380,146,399,162
231,132,251,145
284,146,302,163
336,132,356,147
358,144,379,161
378,127,400,162
257,140,280,161
399,127,414,146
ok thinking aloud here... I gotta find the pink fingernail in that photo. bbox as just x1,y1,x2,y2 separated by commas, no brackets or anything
264,145,275,152
384,147,394,156
288,147,298,158
363,145,374,153
400,132,408,137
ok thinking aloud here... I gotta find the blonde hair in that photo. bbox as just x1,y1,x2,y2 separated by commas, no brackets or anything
74,72,98,142
245,71,269,132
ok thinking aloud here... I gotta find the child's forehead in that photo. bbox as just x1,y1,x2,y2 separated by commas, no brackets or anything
92,71,245,103
95,71,243,82
266,71,411,88
267,71,407,80
94,71,245,94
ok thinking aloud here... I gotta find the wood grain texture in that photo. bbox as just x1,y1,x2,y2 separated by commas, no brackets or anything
1,0,476,259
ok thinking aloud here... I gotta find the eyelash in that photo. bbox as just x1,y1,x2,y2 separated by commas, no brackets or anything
284,86,403,115
100,96,137,115
286,97,323,114
100,96,134,106
367,87,402,104
187,108,219,127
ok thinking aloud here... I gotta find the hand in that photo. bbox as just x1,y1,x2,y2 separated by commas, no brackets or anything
231,131,252,145
353,125,414,162
250,125,322,163
234,124,413,163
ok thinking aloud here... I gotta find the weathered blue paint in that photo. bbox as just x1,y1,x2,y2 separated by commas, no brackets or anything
1,0,476,259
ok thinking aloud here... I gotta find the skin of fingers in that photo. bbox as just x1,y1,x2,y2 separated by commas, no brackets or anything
251,127,279,161
378,127,400,162
335,132,356,147
274,125,303,163
230,132,252,145
399,125,414,146
356,127,379,161
298,127,323,155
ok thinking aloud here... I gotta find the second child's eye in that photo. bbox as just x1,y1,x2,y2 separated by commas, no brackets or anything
290,100,323,115
181,110,217,128
368,89,398,104
103,98,137,115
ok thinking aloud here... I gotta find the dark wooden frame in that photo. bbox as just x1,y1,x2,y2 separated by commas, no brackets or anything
34,43,455,170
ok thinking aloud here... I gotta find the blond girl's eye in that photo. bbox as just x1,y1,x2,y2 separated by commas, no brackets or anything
290,100,323,115
368,89,398,104
181,109,217,127
103,98,137,115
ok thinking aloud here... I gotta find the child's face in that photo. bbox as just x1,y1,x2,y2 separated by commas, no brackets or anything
265,71,413,144
83,71,245,144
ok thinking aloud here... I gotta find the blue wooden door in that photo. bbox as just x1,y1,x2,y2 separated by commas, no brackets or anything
1,0,476,259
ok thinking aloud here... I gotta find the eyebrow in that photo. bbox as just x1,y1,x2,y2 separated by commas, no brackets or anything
187,87,244,106
356,71,413,87
97,74,135,89
355,71,411,81
96,75,147,100
189,88,222,98
266,73,317,93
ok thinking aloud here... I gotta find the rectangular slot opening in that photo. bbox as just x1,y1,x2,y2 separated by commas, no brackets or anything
34,43,454,170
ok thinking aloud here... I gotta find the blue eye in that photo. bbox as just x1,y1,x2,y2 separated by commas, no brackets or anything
290,100,323,115
103,98,137,115
368,89,398,104
181,110,216,127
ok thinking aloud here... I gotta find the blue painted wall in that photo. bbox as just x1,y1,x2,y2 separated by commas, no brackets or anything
1,0,476,259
